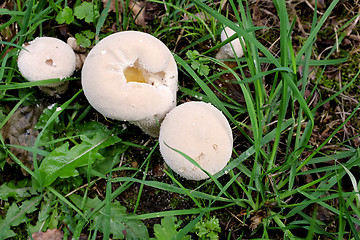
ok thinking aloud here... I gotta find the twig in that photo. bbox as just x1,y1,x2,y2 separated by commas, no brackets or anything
226,209,245,225
319,86,359,104
65,177,102,198
303,0,324,15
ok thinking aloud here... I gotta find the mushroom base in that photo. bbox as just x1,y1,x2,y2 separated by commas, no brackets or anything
131,117,162,137
38,81,69,97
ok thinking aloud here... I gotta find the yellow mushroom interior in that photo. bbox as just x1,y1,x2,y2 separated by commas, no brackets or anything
123,66,148,83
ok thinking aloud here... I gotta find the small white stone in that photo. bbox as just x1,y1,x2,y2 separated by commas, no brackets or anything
47,103,56,110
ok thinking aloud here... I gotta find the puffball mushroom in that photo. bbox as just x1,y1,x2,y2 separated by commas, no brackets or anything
81,31,178,137
159,101,233,180
216,26,245,60
17,37,76,96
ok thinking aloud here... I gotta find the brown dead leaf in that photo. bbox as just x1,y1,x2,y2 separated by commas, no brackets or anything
58,24,71,39
102,0,146,26
101,0,124,24
102,0,163,27
249,213,263,231
130,1,164,27
151,163,165,177
1,105,44,175
311,0,325,9
131,161,138,168
101,0,124,13
0,1,6,9
182,12,211,22
0,1,14,12
129,0,146,27
30,229,63,240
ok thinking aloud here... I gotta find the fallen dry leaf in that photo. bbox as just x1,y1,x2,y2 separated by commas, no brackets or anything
31,229,63,240
101,0,124,13
249,213,263,230
182,12,211,22
129,0,146,27
102,0,163,27
1,105,44,175
101,0,124,24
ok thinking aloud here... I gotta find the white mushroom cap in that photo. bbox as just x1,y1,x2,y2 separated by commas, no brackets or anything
216,26,245,59
81,31,178,137
18,37,76,83
159,101,233,180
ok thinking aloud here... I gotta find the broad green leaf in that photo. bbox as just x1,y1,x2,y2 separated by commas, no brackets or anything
34,104,60,130
38,130,120,186
69,194,102,213
55,6,74,24
74,2,99,23
77,121,113,136
0,179,34,200
70,194,149,239
94,202,149,240
0,221,14,240
186,50,210,76
34,104,61,145
152,216,191,240
195,216,221,240
83,30,95,39
0,196,41,239
30,194,56,233
75,33,92,48
39,142,81,181
92,143,129,174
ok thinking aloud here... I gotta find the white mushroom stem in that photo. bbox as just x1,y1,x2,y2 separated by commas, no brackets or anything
216,26,245,60
17,37,76,96
81,31,178,137
159,101,233,180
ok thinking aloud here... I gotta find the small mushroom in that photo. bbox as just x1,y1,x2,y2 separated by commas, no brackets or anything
159,101,233,180
216,26,245,60
17,37,76,96
81,31,178,137
66,37,87,70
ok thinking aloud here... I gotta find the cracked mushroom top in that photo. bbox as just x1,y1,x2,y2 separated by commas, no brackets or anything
159,101,233,180
17,37,76,83
81,31,178,122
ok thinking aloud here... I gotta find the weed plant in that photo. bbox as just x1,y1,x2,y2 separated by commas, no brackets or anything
0,0,360,239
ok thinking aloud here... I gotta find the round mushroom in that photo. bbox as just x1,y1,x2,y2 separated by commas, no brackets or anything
216,26,245,60
81,31,178,137
17,37,76,96
159,101,233,180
